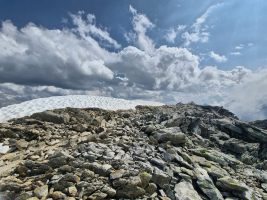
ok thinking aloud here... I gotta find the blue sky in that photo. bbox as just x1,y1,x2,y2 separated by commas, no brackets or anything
0,0,267,120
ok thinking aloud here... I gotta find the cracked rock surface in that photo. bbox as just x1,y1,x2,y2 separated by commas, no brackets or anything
1,104,267,199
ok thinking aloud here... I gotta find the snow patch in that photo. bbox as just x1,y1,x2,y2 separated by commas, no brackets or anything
0,143,9,154
0,95,163,122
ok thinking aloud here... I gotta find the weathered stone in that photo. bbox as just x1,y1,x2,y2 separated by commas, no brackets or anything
195,167,224,200
174,181,202,200
110,169,125,180
33,185,48,199
89,191,108,200
32,111,70,124
151,168,171,188
15,139,29,150
146,183,157,194
116,185,145,199
223,138,247,154
68,186,77,197
216,176,248,192
154,127,186,145
51,191,67,199
139,172,152,188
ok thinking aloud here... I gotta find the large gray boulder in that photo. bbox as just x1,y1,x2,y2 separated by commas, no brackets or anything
32,111,70,124
195,166,224,200
153,127,186,145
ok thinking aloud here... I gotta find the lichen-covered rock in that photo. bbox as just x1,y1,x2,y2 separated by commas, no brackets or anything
216,176,248,192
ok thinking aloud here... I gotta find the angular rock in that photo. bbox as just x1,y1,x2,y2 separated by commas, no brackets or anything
153,127,186,145
116,185,145,199
33,185,48,199
151,168,171,188
216,176,248,192
110,169,125,180
195,167,224,200
32,111,70,124
174,181,202,200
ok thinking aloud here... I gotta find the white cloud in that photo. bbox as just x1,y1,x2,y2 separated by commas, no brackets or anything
209,51,227,63
230,51,242,56
129,5,155,53
235,45,244,50
164,25,186,43
0,8,267,120
182,3,222,46
70,11,121,49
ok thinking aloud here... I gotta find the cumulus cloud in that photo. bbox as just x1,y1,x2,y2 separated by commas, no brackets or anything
0,8,267,120
209,51,227,63
0,17,116,90
182,3,222,46
129,5,155,53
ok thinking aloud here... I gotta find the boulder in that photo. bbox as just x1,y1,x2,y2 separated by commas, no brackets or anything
153,127,186,145
216,176,248,192
32,111,70,124
195,167,224,200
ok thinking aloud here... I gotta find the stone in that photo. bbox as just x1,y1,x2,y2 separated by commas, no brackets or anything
33,185,48,199
195,167,224,200
110,169,125,180
262,183,267,192
48,156,67,168
139,172,152,188
68,186,77,197
223,138,247,154
101,185,116,197
216,176,248,192
32,111,70,124
51,191,67,199
205,165,229,179
60,173,80,183
15,139,29,150
89,191,108,200
151,168,171,188
146,183,157,194
154,127,186,145
86,162,112,176
174,181,202,200
116,185,145,199
150,158,166,169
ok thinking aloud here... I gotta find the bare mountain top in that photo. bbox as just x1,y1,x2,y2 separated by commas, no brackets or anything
1,104,267,199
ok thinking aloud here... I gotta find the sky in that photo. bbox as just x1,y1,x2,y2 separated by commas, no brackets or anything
0,0,267,120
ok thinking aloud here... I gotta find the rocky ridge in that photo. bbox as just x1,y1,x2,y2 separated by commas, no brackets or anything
1,103,267,199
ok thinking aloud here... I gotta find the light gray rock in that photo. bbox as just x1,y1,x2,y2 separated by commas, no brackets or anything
153,127,186,145
33,185,48,199
174,181,202,200
195,167,224,200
